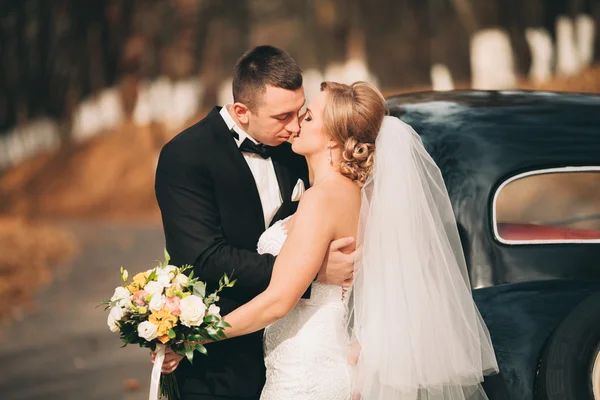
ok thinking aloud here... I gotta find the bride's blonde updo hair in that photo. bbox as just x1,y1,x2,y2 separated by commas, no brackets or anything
320,81,388,186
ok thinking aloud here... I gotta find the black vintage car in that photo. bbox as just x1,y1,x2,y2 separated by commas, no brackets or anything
388,90,600,400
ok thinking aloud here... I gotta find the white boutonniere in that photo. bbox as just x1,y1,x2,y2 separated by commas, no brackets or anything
291,179,305,202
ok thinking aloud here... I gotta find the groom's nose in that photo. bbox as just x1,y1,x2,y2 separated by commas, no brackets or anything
285,114,300,134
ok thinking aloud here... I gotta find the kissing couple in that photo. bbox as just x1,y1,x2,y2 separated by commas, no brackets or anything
154,45,499,400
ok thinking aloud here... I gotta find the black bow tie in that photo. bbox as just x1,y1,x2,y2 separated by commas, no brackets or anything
232,129,274,159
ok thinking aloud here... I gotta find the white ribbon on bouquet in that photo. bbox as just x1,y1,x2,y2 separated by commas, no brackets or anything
149,343,166,400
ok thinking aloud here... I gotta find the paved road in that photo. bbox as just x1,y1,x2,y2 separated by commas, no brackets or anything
0,221,166,400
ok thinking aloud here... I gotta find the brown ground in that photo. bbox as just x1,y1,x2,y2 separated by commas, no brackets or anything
520,66,600,93
0,120,174,222
0,217,78,321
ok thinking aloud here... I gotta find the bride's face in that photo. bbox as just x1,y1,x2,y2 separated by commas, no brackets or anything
292,90,330,156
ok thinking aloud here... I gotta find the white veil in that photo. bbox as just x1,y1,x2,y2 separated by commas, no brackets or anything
350,116,499,400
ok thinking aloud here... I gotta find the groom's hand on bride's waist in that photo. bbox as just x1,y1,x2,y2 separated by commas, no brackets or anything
317,237,356,288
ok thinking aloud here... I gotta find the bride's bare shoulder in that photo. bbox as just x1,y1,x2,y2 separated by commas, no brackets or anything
292,178,360,236
301,177,361,213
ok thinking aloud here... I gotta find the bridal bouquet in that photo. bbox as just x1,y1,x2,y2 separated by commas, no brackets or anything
101,250,235,400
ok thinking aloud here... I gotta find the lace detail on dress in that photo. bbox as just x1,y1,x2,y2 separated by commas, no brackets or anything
257,217,290,257
256,216,352,400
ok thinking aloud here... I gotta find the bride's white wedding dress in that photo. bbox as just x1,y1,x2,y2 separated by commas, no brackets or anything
257,217,352,400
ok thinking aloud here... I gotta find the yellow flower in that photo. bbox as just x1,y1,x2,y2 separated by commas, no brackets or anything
158,334,170,344
149,307,178,338
127,272,149,293
134,272,149,288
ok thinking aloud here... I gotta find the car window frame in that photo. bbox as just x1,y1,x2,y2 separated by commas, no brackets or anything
492,166,600,245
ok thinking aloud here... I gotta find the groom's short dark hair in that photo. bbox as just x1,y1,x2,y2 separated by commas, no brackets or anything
233,45,303,110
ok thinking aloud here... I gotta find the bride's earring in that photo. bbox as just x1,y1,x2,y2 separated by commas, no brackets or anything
327,143,333,166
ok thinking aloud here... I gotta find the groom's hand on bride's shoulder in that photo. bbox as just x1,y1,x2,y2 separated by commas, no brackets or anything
151,346,185,375
317,237,356,287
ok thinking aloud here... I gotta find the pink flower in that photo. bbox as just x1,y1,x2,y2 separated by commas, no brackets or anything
133,290,148,307
165,296,181,316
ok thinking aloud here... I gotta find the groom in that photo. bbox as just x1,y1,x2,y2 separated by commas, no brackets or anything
154,45,356,400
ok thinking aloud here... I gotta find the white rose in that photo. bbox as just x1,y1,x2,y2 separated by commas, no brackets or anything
111,287,130,303
173,274,189,286
179,295,207,327
208,304,221,318
164,265,178,273
107,306,125,332
149,294,166,312
121,297,134,310
138,321,158,341
145,281,163,296
111,287,132,308
157,272,172,287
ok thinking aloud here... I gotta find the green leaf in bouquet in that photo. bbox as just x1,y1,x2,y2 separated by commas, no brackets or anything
168,329,176,339
195,344,207,355
227,279,237,288
188,270,195,280
215,319,230,329
187,334,202,342
193,281,206,298
185,345,194,363
217,329,227,339
206,293,219,303
206,327,220,341
179,264,192,274
164,248,171,264
147,269,158,282
203,315,218,324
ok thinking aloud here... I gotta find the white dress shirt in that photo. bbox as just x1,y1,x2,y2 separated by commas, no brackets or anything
220,105,282,228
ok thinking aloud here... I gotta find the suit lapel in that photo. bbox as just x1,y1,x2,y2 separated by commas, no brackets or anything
270,147,295,227
208,108,265,230
272,156,291,204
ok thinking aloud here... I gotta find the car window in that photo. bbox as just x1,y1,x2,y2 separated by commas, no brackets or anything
493,167,600,244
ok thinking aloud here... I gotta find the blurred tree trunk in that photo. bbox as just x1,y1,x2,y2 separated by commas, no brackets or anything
500,0,541,76
198,0,250,107
449,0,478,34
0,3,19,131
430,0,472,85
361,0,433,89
592,0,600,64
310,0,349,70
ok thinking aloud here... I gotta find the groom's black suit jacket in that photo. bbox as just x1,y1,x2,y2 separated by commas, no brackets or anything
155,107,309,398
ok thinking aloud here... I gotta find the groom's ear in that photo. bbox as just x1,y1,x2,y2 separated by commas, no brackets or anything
232,103,251,124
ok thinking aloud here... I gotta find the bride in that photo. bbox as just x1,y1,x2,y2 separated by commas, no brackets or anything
161,81,499,399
